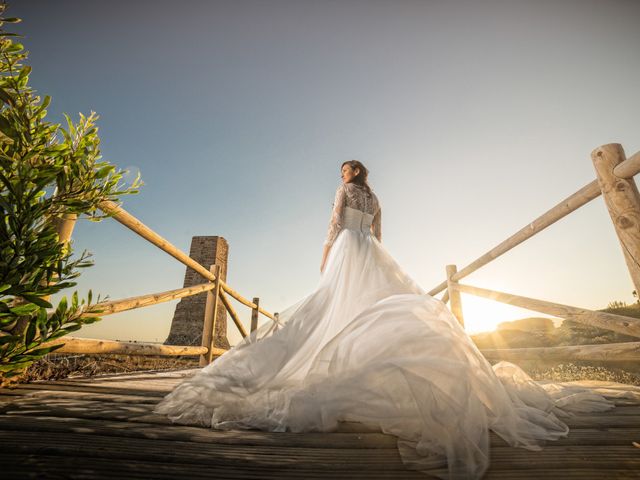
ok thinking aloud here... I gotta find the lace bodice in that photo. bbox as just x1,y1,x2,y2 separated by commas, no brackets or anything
324,182,381,247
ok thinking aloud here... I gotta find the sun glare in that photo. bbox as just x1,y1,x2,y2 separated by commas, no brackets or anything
459,295,558,335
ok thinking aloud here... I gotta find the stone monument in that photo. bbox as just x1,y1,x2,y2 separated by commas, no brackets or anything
164,236,231,349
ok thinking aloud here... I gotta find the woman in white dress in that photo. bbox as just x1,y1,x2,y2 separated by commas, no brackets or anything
155,160,633,479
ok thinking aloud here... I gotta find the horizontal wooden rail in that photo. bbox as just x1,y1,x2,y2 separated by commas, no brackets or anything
428,149,640,297
40,337,227,357
428,181,601,295
80,282,216,318
614,149,640,179
63,282,251,346
98,200,274,320
480,341,640,362
454,283,640,338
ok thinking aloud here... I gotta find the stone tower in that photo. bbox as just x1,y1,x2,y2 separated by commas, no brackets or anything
164,236,231,349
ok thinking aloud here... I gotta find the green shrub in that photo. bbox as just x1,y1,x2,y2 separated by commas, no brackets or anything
0,3,142,384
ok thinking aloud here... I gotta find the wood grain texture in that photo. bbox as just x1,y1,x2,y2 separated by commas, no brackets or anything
1,370,638,479
592,143,640,296
98,200,274,320
429,179,603,296
456,282,640,338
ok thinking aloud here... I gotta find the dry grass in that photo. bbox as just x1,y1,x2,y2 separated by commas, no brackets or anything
503,361,640,386
16,353,200,383
16,353,640,390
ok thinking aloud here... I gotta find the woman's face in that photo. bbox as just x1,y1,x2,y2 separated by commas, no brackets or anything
341,164,359,183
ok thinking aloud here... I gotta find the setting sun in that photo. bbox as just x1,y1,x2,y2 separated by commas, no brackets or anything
459,293,559,335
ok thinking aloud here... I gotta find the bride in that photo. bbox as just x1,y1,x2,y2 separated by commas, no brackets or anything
155,160,633,479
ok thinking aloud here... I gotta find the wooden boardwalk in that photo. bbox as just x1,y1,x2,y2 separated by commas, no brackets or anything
1,369,639,479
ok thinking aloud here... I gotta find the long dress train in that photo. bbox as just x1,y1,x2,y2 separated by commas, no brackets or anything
154,182,640,479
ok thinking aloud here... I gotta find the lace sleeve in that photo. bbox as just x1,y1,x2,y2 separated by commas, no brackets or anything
323,185,346,248
371,207,382,242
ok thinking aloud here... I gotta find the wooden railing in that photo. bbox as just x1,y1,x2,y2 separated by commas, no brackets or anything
432,143,640,362
41,142,640,368
42,200,278,367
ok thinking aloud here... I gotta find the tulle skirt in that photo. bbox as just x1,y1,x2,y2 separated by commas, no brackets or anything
154,228,639,479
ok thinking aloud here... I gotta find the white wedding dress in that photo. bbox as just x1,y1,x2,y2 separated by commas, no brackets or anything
155,182,639,479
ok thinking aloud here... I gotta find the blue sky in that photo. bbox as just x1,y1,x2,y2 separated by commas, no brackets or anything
11,0,640,343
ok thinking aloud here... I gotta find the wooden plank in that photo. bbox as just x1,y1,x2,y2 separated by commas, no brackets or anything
487,445,640,469
0,415,638,449
0,431,414,469
588,405,640,416
490,427,640,447
484,468,639,480
0,453,428,480
3,394,640,431
3,431,640,475
0,389,160,404
563,415,640,429
3,382,170,397
0,415,398,449
0,399,167,423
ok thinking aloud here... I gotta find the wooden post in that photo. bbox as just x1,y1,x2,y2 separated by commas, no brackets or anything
251,297,260,332
441,290,450,305
43,213,77,302
446,265,464,327
51,212,78,248
592,143,640,296
199,264,221,367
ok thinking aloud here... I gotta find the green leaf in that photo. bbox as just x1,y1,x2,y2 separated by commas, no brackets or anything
25,344,63,357
24,321,36,345
9,303,38,315
18,65,31,81
55,296,68,317
19,293,52,308
0,88,14,106
94,165,113,179
0,335,21,345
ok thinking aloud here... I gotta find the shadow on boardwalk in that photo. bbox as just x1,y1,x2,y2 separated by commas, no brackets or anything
1,369,639,479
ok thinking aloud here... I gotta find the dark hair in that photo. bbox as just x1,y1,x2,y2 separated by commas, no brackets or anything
341,160,373,196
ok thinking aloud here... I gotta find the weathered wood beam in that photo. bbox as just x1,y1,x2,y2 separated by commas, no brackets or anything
481,341,640,362
429,180,602,295
613,149,640,179
219,290,248,338
455,283,640,338
200,265,222,366
81,282,216,318
592,144,640,296
98,200,274,320
39,337,226,357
